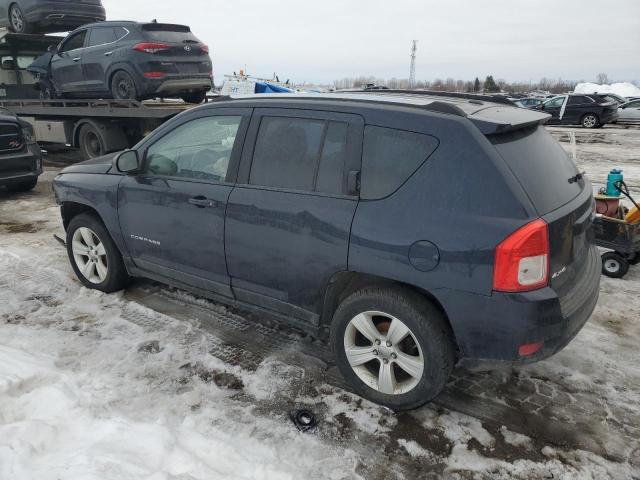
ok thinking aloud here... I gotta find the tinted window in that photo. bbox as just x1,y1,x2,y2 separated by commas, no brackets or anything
316,122,349,195
60,30,87,52
141,24,199,43
491,126,582,215
361,126,439,200
88,27,116,47
114,27,128,40
250,117,325,191
568,96,589,105
146,116,242,182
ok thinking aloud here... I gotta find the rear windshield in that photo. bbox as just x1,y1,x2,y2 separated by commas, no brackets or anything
490,126,583,215
141,24,199,43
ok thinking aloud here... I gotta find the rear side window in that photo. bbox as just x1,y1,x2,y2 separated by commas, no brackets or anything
88,27,116,47
141,23,199,43
249,117,351,195
568,96,591,105
491,126,582,215
361,126,439,200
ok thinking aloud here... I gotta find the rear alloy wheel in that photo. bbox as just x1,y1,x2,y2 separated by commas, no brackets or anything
9,4,30,33
66,213,129,292
78,123,105,160
582,114,599,129
331,287,454,411
180,91,207,104
111,71,138,100
601,252,629,279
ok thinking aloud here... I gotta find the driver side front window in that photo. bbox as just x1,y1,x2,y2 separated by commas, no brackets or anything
59,31,87,53
146,115,242,182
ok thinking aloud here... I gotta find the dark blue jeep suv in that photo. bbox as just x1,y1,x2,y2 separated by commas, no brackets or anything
53,92,601,410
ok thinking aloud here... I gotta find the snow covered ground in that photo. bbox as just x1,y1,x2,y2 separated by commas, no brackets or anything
1,126,639,479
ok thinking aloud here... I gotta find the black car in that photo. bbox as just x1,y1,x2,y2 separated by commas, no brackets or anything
537,94,618,128
514,97,543,109
52,92,601,410
31,21,213,103
0,107,41,192
0,0,105,34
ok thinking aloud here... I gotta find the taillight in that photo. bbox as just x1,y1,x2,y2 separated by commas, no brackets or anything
134,42,171,54
200,44,209,54
493,219,549,293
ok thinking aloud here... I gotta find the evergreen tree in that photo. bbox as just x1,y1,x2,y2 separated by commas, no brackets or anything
484,75,500,93
473,77,481,92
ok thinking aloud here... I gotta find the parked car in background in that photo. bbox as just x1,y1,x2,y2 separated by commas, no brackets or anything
53,92,600,410
31,21,213,103
0,107,41,192
0,0,105,34
591,93,627,106
537,94,618,128
615,99,640,124
514,97,543,109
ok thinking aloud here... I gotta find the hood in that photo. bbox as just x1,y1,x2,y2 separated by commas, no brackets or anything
60,152,119,175
27,51,54,76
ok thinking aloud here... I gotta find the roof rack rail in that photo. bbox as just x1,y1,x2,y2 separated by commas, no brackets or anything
360,89,516,106
422,101,467,117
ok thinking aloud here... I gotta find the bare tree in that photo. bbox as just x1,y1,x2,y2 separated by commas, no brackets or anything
596,73,609,85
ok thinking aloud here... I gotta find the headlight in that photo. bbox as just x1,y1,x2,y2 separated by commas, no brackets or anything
22,127,36,144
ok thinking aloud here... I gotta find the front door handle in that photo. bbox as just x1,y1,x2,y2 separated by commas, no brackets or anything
188,196,217,208
73,57,81,62
104,51,113,56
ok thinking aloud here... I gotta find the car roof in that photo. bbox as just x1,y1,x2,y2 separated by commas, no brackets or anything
208,91,551,135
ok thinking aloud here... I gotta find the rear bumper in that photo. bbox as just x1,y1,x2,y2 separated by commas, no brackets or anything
0,147,42,186
24,2,106,26
440,246,601,370
141,77,212,96
600,111,618,124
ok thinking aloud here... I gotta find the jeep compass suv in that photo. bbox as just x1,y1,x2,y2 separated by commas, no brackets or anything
52,92,601,410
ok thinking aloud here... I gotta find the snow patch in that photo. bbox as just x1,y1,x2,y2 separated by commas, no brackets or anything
574,82,640,98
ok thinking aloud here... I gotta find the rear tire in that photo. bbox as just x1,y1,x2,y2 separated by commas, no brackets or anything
581,113,599,129
180,91,207,104
66,213,129,293
8,4,31,33
111,71,138,100
6,178,37,192
78,123,105,160
601,252,629,278
330,286,455,411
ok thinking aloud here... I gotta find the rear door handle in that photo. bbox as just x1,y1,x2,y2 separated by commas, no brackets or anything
188,196,217,208
73,57,81,62
104,51,113,56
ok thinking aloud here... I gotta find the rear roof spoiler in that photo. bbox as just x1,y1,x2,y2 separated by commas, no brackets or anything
470,106,551,135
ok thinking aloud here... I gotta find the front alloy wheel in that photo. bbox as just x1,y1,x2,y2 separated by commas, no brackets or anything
344,311,424,395
582,114,599,128
72,227,108,284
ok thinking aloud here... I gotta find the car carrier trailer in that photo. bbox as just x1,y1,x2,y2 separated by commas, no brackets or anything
0,97,192,159
0,28,198,160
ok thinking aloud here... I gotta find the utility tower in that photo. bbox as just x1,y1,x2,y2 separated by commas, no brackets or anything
409,40,417,89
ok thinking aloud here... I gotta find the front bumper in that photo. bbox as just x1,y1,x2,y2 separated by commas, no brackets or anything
439,246,601,370
0,145,42,187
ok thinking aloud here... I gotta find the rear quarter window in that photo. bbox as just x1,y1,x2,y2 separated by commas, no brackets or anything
490,126,583,215
361,126,439,200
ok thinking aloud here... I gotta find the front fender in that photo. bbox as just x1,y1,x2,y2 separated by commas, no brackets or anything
54,173,129,257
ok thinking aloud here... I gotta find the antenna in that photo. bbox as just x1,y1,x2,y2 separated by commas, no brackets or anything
409,40,417,89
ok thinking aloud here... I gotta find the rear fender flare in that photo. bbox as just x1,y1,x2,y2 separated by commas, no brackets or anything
106,63,143,95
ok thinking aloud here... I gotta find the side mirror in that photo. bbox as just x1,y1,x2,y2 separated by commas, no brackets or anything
47,44,57,53
115,149,140,174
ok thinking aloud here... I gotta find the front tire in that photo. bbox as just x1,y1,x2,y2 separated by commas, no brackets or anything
581,113,600,129
8,4,31,33
330,287,455,411
66,213,129,293
111,71,138,100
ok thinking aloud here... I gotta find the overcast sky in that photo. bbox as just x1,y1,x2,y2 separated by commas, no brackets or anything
102,0,639,85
